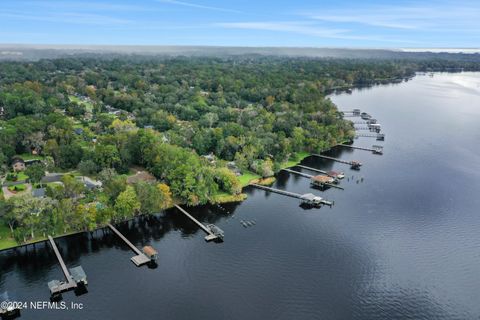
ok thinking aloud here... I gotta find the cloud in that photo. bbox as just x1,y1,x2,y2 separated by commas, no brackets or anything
156,0,242,13
215,21,347,37
215,21,415,43
304,2,480,31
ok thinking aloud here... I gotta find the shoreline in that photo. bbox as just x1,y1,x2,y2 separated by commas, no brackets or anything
0,146,349,252
0,73,364,252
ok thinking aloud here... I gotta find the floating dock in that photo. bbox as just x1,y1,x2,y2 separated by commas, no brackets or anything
252,184,333,207
107,223,152,266
312,154,362,169
174,205,224,242
337,144,383,155
47,236,87,297
282,168,344,190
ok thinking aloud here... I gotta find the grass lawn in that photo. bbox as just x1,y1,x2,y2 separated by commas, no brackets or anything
237,152,311,188
16,171,29,181
69,95,94,112
0,219,17,250
210,192,247,204
238,171,261,187
280,151,311,169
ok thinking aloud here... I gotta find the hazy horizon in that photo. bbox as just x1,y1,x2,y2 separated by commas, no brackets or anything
1,0,479,48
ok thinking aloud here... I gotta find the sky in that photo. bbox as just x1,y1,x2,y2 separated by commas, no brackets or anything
0,0,479,48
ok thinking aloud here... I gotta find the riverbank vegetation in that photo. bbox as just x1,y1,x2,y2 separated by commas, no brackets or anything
1,55,477,249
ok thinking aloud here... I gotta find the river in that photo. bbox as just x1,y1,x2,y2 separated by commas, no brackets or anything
1,72,480,320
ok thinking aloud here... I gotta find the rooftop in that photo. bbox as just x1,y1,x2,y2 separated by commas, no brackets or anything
311,175,334,183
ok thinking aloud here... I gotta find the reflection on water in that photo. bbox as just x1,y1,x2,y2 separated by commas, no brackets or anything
1,72,480,320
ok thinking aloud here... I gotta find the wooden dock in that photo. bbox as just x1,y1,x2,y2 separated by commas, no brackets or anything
354,126,376,131
174,205,224,242
337,144,383,154
340,109,361,116
282,168,312,178
295,165,329,175
282,168,344,190
312,154,362,169
47,236,87,297
252,184,303,199
48,236,77,289
355,133,385,140
107,223,151,266
251,184,333,206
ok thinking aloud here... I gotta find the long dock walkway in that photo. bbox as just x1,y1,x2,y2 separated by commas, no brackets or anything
354,126,373,131
295,165,329,175
174,205,223,241
107,223,150,266
282,168,313,178
48,236,76,290
252,184,333,206
252,184,304,199
47,236,88,297
356,133,385,140
337,144,383,154
312,154,362,169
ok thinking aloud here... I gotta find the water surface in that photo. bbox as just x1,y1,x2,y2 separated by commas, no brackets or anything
1,72,480,320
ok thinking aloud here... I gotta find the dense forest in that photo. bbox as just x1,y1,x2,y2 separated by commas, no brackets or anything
0,55,477,246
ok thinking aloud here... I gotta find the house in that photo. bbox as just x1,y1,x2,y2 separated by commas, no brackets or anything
32,188,46,198
310,175,336,187
202,154,216,164
227,161,242,176
24,159,42,166
74,128,84,135
300,193,324,206
11,157,25,172
76,176,102,190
